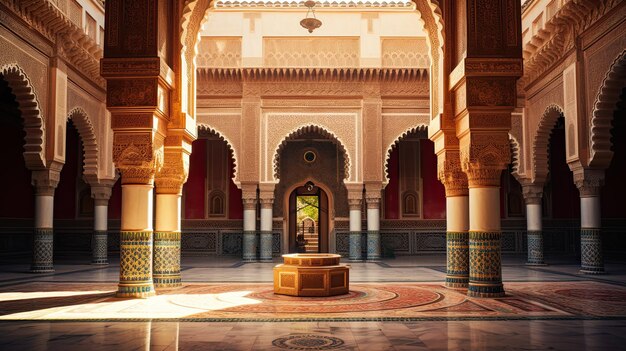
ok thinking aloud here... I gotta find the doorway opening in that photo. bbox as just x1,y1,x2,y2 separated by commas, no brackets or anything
289,181,329,253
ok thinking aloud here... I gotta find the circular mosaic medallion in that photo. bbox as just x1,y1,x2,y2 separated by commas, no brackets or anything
272,334,344,350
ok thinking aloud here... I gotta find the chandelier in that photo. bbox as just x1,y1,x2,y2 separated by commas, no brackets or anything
300,1,322,33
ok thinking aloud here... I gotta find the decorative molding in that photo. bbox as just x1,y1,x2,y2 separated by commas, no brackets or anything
532,104,564,184
67,107,99,183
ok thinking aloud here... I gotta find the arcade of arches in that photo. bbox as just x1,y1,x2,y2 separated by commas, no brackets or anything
0,0,626,346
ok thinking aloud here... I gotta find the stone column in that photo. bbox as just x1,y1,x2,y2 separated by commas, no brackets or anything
522,184,545,265
574,169,605,274
347,185,364,262
242,185,258,262
365,184,382,261
153,149,189,288
91,183,114,265
465,166,506,298
259,184,275,262
30,169,60,273
439,153,470,289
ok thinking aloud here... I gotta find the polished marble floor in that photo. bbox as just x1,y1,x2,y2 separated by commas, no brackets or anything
0,254,625,350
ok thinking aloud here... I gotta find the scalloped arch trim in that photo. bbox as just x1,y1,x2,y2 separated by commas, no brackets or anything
532,104,564,183
197,124,239,182
0,64,45,170
273,124,350,181
67,107,99,181
383,125,428,183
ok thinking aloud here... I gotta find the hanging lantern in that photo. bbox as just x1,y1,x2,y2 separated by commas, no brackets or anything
300,0,322,33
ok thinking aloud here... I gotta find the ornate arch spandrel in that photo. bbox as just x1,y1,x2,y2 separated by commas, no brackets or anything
197,124,240,184
0,64,46,170
383,125,428,184
67,107,100,182
589,50,626,169
273,125,351,183
532,104,565,184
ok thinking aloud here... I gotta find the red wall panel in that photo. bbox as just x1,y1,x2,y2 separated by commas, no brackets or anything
420,139,446,219
108,178,122,219
228,155,243,219
384,146,400,219
550,128,580,218
184,139,207,219
0,115,34,218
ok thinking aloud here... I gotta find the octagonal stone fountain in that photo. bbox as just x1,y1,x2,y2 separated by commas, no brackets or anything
273,253,350,297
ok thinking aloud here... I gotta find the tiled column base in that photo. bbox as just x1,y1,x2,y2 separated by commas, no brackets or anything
468,231,504,298
349,231,363,262
580,228,604,274
117,231,155,298
91,230,108,265
243,231,258,262
259,231,273,262
30,228,54,273
367,231,381,261
446,232,469,289
153,231,182,288
526,230,545,265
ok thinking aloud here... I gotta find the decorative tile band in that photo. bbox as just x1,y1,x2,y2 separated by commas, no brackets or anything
243,231,258,262
367,231,381,261
468,231,504,298
259,231,273,262
91,230,108,265
31,228,54,273
117,231,155,298
526,230,544,265
153,231,181,288
446,231,468,288
580,228,604,274
349,231,363,261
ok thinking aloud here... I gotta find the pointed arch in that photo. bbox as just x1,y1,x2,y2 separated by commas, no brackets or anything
0,64,45,170
589,50,626,169
532,104,564,184
383,125,428,183
273,125,350,182
197,124,239,182
67,107,99,181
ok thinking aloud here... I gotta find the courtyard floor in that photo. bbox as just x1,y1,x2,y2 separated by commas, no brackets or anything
0,255,625,350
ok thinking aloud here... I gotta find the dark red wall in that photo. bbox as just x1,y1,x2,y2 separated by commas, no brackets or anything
384,146,400,219
420,139,446,219
184,139,207,219
0,89,34,218
602,94,626,218
53,123,79,219
549,126,580,218
108,178,122,219
228,155,243,219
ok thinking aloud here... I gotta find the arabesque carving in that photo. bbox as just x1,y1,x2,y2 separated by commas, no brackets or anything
589,50,626,169
460,136,511,187
113,133,164,184
437,151,468,197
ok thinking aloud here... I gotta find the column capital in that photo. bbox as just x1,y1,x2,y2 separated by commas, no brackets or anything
573,168,605,197
91,183,114,206
365,196,380,209
437,150,469,196
155,145,190,195
113,133,164,185
31,168,61,196
459,133,510,188
348,198,362,211
521,183,544,205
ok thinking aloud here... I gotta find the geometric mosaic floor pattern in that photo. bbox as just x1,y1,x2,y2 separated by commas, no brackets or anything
1,281,625,321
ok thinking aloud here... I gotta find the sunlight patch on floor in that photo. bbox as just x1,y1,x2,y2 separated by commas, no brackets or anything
0,290,261,320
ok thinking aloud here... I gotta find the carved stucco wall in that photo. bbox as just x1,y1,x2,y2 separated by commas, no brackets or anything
263,112,360,184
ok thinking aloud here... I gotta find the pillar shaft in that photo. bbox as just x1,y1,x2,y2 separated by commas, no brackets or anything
575,170,605,274
91,184,113,265
117,184,156,298
522,184,544,265
348,196,363,262
445,195,469,288
153,193,182,288
366,194,381,261
242,192,258,262
259,198,274,262
30,170,59,273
